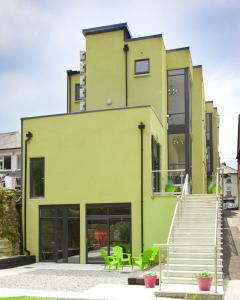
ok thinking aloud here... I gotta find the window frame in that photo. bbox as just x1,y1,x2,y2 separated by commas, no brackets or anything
134,59,150,75
75,83,80,101
30,157,45,199
0,155,12,170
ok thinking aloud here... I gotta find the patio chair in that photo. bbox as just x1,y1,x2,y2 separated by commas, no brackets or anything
112,245,132,268
132,249,153,271
149,247,159,265
100,249,119,270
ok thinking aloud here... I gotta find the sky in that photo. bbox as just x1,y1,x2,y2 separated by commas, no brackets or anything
0,0,239,168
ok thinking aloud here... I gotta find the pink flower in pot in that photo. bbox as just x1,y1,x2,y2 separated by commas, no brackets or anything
143,271,157,288
196,272,213,291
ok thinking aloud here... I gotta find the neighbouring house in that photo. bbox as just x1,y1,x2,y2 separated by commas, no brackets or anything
0,131,21,189
237,114,240,206
221,163,239,209
21,23,220,263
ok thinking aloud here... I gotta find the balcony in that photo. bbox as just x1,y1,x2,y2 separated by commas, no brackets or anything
152,169,186,195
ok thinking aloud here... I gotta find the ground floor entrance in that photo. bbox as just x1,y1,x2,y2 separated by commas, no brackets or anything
39,205,80,263
86,203,131,263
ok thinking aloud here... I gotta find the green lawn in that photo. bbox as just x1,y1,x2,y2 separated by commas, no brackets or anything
0,298,57,300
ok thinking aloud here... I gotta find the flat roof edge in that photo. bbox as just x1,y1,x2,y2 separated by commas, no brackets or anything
82,22,131,38
21,105,152,121
166,46,190,53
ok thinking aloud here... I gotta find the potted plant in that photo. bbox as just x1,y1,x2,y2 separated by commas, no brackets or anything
143,271,157,288
165,179,176,193
196,272,212,291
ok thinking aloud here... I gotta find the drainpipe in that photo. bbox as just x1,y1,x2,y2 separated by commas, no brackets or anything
123,44,129,107
138,122,145,252
24,131,33,255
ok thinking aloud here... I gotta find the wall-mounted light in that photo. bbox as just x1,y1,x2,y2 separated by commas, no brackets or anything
106,98,112,106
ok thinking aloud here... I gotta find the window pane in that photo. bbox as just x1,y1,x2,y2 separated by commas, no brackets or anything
0,156,3,169
75,84,80,101
30,158,44,198
168,69,185,76
168,70,185,125
17,155,21,169
135,59,149,74
4,156,11,170
168,134,185,170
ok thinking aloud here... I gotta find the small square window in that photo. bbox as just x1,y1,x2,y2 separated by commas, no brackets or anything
135,59,150,75
75,84,80,101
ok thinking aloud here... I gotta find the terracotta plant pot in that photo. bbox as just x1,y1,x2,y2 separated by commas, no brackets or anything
197,277,212,291
143,275,157,288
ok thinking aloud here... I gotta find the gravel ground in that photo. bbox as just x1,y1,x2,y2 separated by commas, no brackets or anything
0,268,142,292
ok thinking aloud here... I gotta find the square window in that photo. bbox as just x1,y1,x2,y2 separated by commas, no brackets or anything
4,156,11,170
30,157,44,198
75,84,80,101
135,59,150,75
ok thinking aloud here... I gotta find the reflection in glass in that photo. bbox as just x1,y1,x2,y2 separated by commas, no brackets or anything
168,134,185,170
68,218,80,263
87,220,108,263
110,219,131,255
168,70,185,125
40,219,55,261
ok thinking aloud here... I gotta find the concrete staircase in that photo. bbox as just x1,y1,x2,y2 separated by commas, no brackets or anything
0,239,12,257
162,194,223,287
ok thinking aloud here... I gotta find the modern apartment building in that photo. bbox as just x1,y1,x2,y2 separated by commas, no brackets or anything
22,23,220,263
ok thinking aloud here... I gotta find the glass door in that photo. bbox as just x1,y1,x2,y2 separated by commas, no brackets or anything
86,204,131,263
39,205,80,263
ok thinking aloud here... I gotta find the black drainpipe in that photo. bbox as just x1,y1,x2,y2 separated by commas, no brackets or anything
123,44,129,107
138,122,145,252
24,131,33,255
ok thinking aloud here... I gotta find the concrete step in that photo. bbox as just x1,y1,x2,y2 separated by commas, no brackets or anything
162,276,223,286
162,270,223,279
166,264,222,272
169,248,222,255
168,257,223,265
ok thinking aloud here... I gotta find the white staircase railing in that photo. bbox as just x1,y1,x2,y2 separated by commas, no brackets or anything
153,171,222,293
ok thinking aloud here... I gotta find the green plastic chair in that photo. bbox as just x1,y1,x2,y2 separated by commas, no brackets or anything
100,249,119,270
112,245,132,268
132,249,153,270
149,247,159,265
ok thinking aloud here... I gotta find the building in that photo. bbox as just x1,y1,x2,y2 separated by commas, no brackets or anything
237,114,240,206
221,163,239,209
0,131,21,189
22,23,220,263
205,101,220,185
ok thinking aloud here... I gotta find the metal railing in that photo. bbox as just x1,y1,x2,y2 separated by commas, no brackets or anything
152,169,185,195
153,171,221,293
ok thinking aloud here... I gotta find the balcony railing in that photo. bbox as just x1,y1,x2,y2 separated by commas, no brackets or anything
152,169,186,195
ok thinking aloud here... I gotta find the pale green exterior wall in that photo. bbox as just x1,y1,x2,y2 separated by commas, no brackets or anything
22,106,176,262
67,72,81,113
205,102,220,175
192,67,207,193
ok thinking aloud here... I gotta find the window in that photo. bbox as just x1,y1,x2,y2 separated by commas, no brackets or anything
152,136,160,193
135,59,150,75
30,157,44,198
168,133,185,170
168,69,185,125
17,154,21,170
0,155,11,170
75,84,80,101
226,178,232,183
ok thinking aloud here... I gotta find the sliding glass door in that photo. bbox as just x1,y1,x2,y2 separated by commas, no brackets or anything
86,204,131,263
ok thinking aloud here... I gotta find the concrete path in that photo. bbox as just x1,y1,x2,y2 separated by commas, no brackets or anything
223,209,240,299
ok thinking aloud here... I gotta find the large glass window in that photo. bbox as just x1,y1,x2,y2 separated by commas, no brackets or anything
168,69,185,125
87,204,131,263
39,205,80,263
168,134,185,170
151,136,160,192
30,157,44,198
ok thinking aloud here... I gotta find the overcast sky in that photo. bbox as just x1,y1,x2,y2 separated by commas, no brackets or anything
0,0,239,168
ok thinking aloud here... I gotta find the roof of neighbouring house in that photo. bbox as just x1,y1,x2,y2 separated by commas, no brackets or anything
221,163,238,174
0,131,21,150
